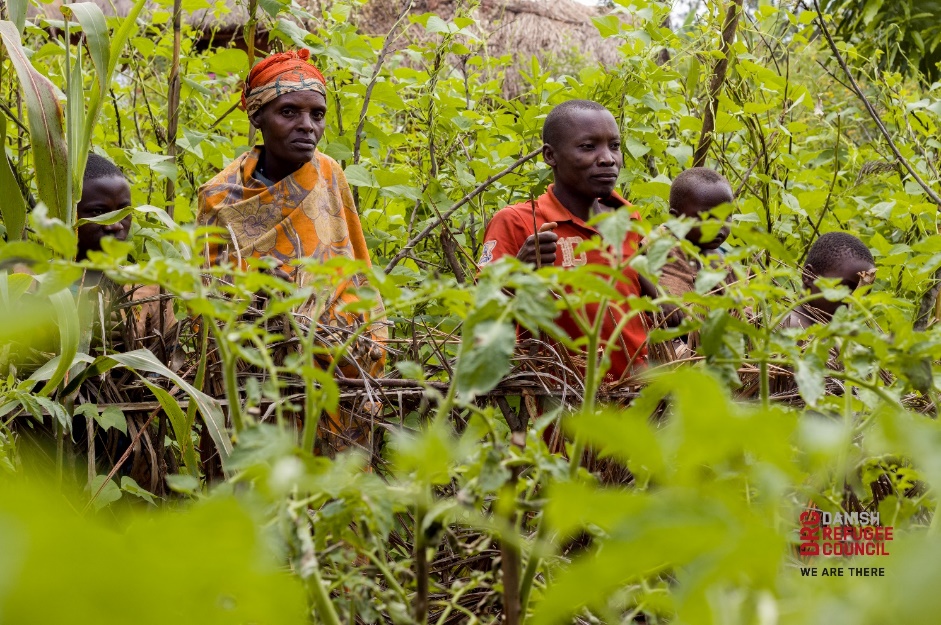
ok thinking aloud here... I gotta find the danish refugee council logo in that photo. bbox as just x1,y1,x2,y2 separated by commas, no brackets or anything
798,509,894,578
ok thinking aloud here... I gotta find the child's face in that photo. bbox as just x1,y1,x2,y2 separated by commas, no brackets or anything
803,256,877,316
673,183,733,251
76,175,132,260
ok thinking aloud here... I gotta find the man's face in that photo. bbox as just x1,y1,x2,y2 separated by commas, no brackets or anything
251,90,327,171
544,109,623,202
804,256,876,316
76,175,132,260
674,183,734,251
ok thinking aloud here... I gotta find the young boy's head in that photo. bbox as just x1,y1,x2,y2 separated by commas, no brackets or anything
802,232,876,317
542,100,622,203
669,167,734,251
76,154,132,261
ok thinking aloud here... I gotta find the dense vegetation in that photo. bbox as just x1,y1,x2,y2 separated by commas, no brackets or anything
2,0,941,623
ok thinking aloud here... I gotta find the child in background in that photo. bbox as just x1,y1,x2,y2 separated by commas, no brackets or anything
76,154,177,354
76,154,133,261
783,232,876,329
645,167,735,359
658,167,734,298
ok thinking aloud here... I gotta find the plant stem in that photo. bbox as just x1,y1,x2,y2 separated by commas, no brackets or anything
519,514,547,623
414,507,429,625
164,0,182,217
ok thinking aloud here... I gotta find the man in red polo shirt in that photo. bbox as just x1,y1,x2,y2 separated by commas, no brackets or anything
479,100,657,381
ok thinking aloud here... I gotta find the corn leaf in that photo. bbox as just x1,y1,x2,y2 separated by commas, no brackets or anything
7,0,27,34
0,21,69,225
0,111,28,240
60,3,109,196
141,378,200,476
36,289,80,397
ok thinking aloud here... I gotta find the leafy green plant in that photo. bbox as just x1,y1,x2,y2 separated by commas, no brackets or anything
2,0,941,623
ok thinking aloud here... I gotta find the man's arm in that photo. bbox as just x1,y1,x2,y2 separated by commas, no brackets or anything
481,209,558,267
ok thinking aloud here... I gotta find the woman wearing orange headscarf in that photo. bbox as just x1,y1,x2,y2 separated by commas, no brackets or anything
198,50,386,451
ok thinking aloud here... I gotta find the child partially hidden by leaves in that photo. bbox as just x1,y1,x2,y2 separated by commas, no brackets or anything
76,154,177,356
659,167,734,297
76,154,133,261
647,167,736,359
782,232,877,329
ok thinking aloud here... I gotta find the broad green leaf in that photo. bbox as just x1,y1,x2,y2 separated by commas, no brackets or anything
89,474,122,510
31,395,70,430
66,44,85,211
76,207,134,226
28,204,76,259
0,21,69,224
166,473,200,494
0,111,28,240
794,355,825,407
592,14,620,38
454,320,516,398
97,405,128,435
343,164,377,188
120,476,156,505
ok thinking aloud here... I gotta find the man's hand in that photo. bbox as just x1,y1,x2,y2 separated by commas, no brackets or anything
517,222,559,266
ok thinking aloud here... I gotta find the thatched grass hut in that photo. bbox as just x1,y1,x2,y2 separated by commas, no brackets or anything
356,0,624,96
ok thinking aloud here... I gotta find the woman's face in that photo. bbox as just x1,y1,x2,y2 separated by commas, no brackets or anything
251,90,327,171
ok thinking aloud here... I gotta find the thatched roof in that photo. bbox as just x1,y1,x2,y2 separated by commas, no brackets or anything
355,0,625,96
358,1,623,69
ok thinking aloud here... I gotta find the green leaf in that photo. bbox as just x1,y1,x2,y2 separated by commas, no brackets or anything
96,405,128,435
901,356,934,394
862,0,885,25
0,21,69,224
593,208,637,260
343,164,377,188
29,204,76,259
794,355,825,407
130,150,177,180
89,474,122,510
166,473,200,494
61,3,111,199
7,0,27,34
141,379,199,475
424,15,453,34
0,110,28,240
592,15,621,38
75,207,133,226
120,476,156,505
35,288,79,397
454,321,516,399
31,395,70,430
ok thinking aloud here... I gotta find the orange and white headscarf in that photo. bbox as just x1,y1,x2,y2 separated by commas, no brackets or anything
241,49,326,117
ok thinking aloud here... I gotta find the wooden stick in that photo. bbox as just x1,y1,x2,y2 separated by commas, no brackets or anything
385,147,542,272
692,0,744,167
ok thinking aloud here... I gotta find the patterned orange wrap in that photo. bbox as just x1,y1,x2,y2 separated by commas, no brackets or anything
197,147,387,381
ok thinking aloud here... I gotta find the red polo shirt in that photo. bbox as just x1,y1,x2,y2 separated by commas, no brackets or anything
480,185,647,380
